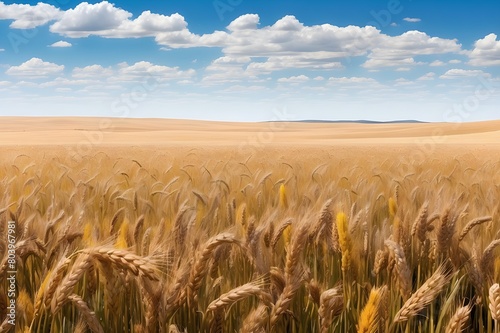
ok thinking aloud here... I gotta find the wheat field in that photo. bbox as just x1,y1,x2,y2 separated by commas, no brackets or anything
0,129,499,332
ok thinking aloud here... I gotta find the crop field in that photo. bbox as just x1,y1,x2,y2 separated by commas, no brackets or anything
0,144,499,333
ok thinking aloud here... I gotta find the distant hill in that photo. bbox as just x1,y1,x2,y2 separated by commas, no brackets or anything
270,120,428,124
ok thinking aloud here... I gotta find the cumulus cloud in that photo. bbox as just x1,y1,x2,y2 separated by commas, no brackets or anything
429,60,445,66
363,31,461,69
227,14,260,31
50,1,132,37
6,58,64,78
112,61,196,82
40,77,96,87
49,40,72,47
327,76,377,84
221,15,381,58
440,69,491,79
0,48,4,52
49,1,194,42
0,1,61,28
72,65,113,78
277,75,310,83
394,78,413,86
202,56,252,84
403,18,421,23
468,33,500,66
245,55,343,76
417,72,435,81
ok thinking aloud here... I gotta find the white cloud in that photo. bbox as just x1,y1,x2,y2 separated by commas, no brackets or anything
202,56,251,84
449,59,462,64
395,78,412,86
328,76,377,84
440,69,491,79
363,57,422,69
0,1,61,29
390,23,398,27
313,76,325,81
49,40,72,48
363,31,461,69
40,77,96,87
50,1,132,37
6,58,64,78
221,85,267,93
113,61,195,82
156,29,227,48
245,55,343,76
417,72,435,81
0,81,11,87
429,60,445,66
50,1,193,42
277,75,310,83
403,18,421,23
72,65,113,78
227,14,260,31
0,48,4,52
468,33,500,66
221,16,381,58
119,11,187,36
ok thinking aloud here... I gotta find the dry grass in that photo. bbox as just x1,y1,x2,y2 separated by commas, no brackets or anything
0,146,499,332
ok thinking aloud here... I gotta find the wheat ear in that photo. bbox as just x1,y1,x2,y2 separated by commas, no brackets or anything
357,285,388,333
319,285,344,333
207,281,264,312
480,239,500,280
51,254,92,314
385,240,412,299
82,246,159,280
188,233,244,304
270,267,305,327
394,265,451,322
241,304,269,333
445,304,472,333
458,216,492,242
68,294,104,333
489,284,500,322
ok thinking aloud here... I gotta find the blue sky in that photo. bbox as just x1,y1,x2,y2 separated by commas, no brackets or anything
0,0,499,121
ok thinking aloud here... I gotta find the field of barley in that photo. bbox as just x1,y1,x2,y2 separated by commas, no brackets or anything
0,119,499,333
